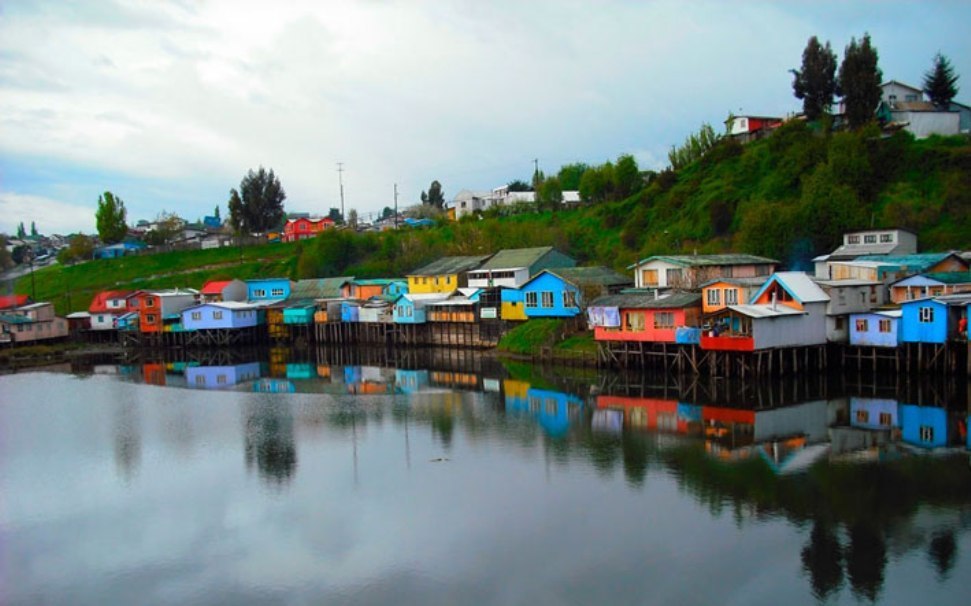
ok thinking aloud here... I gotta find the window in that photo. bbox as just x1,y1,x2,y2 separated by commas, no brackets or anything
98,315,105,322
253,289,266,298
626,312,645,331
145,298,155,307
545,399,557,416
213,311,223,320
654,311,675,329
434,277,440,286
217,374,227,385
879,412,892,426
848,235,861,244
880,233,893,243
878,319,892,333
707,289,721,306
855,410,869,424
919,306,934,323
666,268,683,286
270,288,284,297
870,286,877,304
191,312,201,320
835,317,845,330
525,292,538,308
864,234,876,244
641,269,658,286
919,425,934,442
905,93,919,102
146,314,157,323
856,319,868,332
541,292,554,308
195,375,205,385
563,291,578,308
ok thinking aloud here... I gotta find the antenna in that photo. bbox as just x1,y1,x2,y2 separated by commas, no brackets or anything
394,183,399,229
337,162,345,224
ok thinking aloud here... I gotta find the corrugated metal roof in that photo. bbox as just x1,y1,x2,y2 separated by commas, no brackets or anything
546,266,632,287
760,272,830,304
856,252,963,271
699,276,767,288
478,247,556,270
724,304,806,319
408,255,490,276
922,271,971,285
0,314,32,324
291,277,352,300
629,253,778,269
353,278,402,286
590,292,701,309
200,280,233,295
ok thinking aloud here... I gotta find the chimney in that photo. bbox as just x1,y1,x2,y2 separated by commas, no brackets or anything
654,289,659,300
771,291,777,311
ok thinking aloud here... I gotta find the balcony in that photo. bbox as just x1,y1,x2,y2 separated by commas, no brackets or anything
700,332,754,351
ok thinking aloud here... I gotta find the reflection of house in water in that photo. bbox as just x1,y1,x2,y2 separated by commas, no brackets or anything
430,370,480,390
595,396,703,436
505,380,584,437
286,362,316,380
900,405,950,449
186,362,262,389
253,378,295,393
344,366,396,394
395,369,430,393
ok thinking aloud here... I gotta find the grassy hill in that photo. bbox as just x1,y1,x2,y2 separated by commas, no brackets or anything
14,124,970,314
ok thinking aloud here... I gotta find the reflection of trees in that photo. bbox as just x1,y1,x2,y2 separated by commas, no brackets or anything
928,530,957,579
113,401,141,482
244,400,297,487
846,524,887,602
621,434,649,488
801,522,844,600
430,407,455,450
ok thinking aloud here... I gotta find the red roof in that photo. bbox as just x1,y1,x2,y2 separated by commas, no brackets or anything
0,294,29,310
201,280,232,295
88,290,131,314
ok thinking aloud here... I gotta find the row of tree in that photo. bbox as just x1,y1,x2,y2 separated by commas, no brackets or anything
791,34,960,127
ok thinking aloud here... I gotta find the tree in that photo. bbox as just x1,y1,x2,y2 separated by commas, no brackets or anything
0,234,12,270
30,221,38,237
536,176,563,211
144,212,183,246
16,222,26,239
327,207,343,224
668,123,720,169
923,52,959,108
791,36,839,121
507,179,532,192
381,206,394,220
95,191,128,244
58,234,94,264
614,154,642,199
347,208,359,229
556,163,589,191
227,167,286,234
420,180,445,209
214,205,221,220
838,34,882,129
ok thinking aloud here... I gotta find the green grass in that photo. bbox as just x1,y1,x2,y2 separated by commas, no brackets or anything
554,332,597,353
497,319,565,355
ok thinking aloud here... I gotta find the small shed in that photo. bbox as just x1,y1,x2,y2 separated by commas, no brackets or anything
848,309,901,348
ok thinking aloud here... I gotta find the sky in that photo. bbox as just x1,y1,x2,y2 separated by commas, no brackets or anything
1,0,969,235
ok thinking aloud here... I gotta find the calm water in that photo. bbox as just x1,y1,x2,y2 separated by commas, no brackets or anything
1,350,969,605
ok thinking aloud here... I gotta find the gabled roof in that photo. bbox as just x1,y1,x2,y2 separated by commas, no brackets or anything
200,280,234,295
590,292,701,309
752,272,830,304
856,252,967,272
700,276,767,288
478,246,561,270
721,304,806,319
408,255,490,276
628,253,778,269
0,294,29,309
536,266,632,289
185,301,259,312
88,290,132,313
893,271,971,286
291,277,353,300
352,278,403,286
0,313,33,324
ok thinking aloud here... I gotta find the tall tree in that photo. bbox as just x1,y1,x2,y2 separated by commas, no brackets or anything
838,34,882,129
791,36,839,121
347,208,359,229
16,222,26,238
214,205,221,220
327,207,343,224
536,176,563,212
507,179,532,192
30,221,38,237
227,167,286,233
556,163,589,191
381,206,394,220
420,180,445,209
922,52,959,108
95,191,128,244
614,154,642,199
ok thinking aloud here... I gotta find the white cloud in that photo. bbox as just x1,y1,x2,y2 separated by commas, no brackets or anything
0,191,96,235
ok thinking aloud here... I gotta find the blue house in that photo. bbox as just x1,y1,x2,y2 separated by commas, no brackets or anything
520,271,582,318
849,310,901,347
393,294,436,324
898,294,971,343
849,397,899,430
181,302,261,330
395,369,430,393
186,362,262,389
900,404,948,449
341,300,360,323
504,382,583,437
93,241,146,260
203,215,222,229
246,278,293,302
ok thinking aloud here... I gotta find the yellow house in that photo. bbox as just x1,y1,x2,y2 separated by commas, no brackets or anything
406,255,490,295
700,277,767,314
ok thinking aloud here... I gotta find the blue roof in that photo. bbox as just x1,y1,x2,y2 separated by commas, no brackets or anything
855,252,964,272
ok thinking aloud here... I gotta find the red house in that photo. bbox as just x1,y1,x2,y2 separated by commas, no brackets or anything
0,294,30,310
283,216,335,242
589,292,702,344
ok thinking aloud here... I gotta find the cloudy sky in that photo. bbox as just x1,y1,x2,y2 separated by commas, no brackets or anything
1,0,969,235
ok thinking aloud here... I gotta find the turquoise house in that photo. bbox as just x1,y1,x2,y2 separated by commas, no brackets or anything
520,271,582,318
284,277,352,325
246,278,293,301
393,294,429,324
900,404,948,449
849,310,901,347
899,298,949,344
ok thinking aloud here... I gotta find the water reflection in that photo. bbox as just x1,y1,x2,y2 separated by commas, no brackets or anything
8,347,968,604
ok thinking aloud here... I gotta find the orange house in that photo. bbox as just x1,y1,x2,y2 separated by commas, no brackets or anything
701,277,766,314
590,292,701,343
136,290,198,333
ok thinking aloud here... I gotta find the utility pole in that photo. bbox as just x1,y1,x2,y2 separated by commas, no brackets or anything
394,183,399,229
532,157,540,189
336,162,345,224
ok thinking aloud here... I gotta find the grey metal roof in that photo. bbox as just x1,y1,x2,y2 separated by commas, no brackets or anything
699,276,767,288
629,253,778,269
408,255,490,276
590,292,701,309
478,247,557,270
545,266,632,287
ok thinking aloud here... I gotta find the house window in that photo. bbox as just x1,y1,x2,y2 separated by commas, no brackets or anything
541,292,554,308
195,375,205,385
880,233,893,243
545,399,557,416
253,289,266,298
864,234,877,244
98,315,105,322
654,311,675,329
725,289,738,305
848,235,861,244
879,412,892,426
626,312,645,331
145,298,155,307
870,286,877,304
666,269,683,286
641,269,658,286
919,306,934,323
191,312,201,320
217,374,227,385
146,314,157,323
878,319,892,333
525,292,538,308
835,317,845,330
855,410,869,424
270,288,284,297
920,425,934,442
563,291,578,308
434,277,440,286
856,319,868,332
213,311,223,320
707,289,720,306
